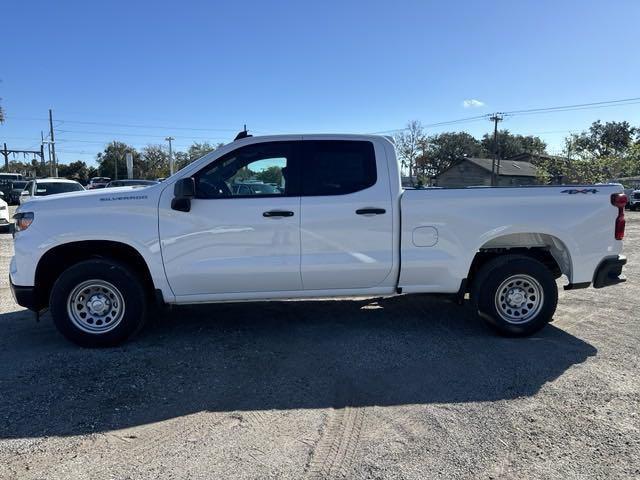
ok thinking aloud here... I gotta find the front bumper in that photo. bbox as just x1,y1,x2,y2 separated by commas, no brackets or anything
9,277,39,311
593,255,627,289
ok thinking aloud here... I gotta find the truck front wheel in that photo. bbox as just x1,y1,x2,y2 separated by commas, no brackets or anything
472,255,558,336
50,259,148,347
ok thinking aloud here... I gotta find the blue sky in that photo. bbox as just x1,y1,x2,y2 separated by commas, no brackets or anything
1,0,639,165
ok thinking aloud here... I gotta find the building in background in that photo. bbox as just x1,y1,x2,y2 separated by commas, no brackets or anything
434,157,538,188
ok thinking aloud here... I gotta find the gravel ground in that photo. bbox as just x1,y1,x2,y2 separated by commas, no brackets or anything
0,208,638,479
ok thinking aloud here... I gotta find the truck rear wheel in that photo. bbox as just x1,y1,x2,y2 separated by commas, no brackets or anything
472,255,558,336
50,259,147,347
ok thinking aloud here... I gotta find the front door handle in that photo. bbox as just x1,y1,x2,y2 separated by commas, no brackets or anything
263,210,294,218
356,208,386,216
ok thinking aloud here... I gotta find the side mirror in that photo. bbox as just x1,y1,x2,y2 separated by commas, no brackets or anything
20,190,29,196
174,177,195,198
171,177,195,212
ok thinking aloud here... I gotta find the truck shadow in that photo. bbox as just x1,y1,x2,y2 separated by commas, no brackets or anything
0,295,596,439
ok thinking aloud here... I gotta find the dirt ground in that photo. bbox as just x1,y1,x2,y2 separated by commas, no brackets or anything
0,209,638,480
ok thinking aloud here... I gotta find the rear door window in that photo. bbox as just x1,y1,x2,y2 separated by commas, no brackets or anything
300,141,377,196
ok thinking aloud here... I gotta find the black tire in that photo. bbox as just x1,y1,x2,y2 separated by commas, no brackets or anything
472,255,558,336
50,259,148,347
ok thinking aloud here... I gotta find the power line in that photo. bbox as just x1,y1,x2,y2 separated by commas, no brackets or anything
503,97,640,116
56,137,223,146
55,128,230,141
57,119,241,132
5,115,243,133
370,114,488,134
372,96,640,134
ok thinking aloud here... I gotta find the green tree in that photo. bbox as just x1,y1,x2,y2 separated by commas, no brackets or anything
569,120,638,160
96,142,140,179
174,141,224,171
480,130,547,159
6,158,48,177
255,165,282,185
140,145,170,179
537,121,640,184
58,160,89,182
418,132,483,178
536,152,640,185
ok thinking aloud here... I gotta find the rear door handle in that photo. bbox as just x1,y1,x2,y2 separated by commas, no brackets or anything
263,210,294,218
356,208,386,215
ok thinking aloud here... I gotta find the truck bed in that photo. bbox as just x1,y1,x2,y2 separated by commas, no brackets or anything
398,184,624,293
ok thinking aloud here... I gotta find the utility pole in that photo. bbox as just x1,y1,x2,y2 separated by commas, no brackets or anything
41,134,53,176
165,136,175,176
489,113,504,186
1,143,8,171
40,131,46,169
1,144,46,173
49,109,58,177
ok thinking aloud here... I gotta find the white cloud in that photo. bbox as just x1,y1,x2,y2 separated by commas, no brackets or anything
462,99,485,108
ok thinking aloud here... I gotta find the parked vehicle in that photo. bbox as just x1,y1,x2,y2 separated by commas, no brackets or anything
0,173,24,181
623,188,634,209
231,182,281,195
19,178,85,204
628,190,640,211
10,134,628,347
0,173,24,200
86,177,111,189
7,180,28,205
106,179,159,188
0,194,9,232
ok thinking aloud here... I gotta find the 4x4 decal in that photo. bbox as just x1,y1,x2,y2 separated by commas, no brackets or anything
560,188,598,194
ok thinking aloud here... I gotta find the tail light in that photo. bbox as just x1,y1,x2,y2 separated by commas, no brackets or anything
611,193,627,240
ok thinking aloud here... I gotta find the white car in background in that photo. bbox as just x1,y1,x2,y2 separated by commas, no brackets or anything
0,194,10,232
19,178,85,205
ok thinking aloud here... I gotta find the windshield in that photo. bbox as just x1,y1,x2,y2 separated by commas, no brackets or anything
35,182,84,196
12,181,27,189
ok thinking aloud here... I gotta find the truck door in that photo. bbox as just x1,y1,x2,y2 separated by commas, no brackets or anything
299,139,394,290
159,140,303,297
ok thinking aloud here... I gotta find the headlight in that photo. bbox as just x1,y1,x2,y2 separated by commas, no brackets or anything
14,212,34,232
0,205,6,210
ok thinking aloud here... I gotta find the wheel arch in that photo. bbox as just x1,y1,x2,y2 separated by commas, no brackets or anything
467,232,573,288
34,240,156,310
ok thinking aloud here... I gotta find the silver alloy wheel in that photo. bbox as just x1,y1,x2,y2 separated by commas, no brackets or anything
67,279,125,334
494,274,544,324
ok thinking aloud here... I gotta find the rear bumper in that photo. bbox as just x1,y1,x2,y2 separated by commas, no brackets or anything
593,255,627,289
9,278,38,311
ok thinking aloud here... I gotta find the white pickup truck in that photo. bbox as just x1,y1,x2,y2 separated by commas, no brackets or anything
10,134,628,347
